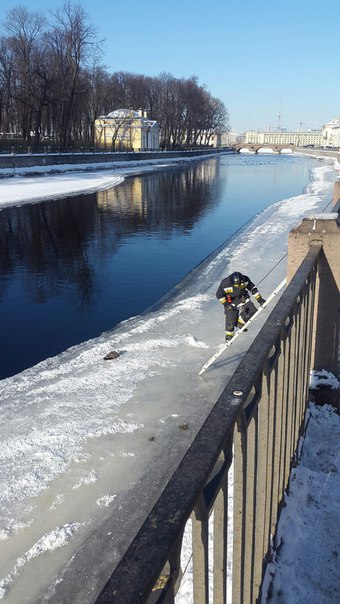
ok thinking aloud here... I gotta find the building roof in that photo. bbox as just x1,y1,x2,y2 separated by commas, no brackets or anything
98,109,159,129
106,109,140,118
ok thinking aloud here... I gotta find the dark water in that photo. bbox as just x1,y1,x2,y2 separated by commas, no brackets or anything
0,153,318,379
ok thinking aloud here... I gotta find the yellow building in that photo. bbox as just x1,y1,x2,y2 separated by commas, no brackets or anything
94,108,160,151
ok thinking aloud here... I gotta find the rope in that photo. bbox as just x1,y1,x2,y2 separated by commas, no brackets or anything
256,252,288,287
256,188,336,288
321,197,334,212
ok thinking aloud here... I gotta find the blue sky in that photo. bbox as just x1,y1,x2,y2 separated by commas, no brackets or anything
1,0,339,132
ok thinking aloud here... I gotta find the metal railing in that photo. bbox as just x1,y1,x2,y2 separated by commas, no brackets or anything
91,246,321,603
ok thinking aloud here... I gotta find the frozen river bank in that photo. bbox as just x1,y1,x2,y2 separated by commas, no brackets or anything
0,154,338,602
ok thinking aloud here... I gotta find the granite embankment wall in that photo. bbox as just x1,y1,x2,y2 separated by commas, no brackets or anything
297,147,340,160
0,148,228,170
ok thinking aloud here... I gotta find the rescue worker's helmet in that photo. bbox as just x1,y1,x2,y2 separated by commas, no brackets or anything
231,271,243,286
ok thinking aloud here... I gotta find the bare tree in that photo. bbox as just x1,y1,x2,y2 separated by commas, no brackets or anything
47,1,101,150
1,7,51,149
0,4,228,151
0,36,16,133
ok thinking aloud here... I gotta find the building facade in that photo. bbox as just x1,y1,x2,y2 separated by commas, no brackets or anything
211,129,238,148
245,130,323,147
322,117,340,148
94,109,160,151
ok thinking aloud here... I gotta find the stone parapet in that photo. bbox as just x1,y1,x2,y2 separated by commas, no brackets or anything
0,148,225,170
287,214,340,376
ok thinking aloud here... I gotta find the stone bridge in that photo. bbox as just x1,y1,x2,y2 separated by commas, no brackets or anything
233,142,295,153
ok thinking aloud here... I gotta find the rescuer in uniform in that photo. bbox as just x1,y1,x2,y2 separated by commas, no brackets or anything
215,271,266,341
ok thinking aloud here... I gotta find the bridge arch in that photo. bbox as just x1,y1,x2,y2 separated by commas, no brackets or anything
233,143,295,154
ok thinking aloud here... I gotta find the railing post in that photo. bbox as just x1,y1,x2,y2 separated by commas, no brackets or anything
213,477,228,604
253,368,270,591
270,339,285,529
281,321,294,488
192,495,209,603
232,419,246,604
243,412,257,604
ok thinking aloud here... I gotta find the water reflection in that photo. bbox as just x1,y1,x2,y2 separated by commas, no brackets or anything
0,196,96,306
96,159,221,229
0,160,221,305
0,159,228,378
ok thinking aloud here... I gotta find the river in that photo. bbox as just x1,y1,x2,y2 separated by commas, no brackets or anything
0,152,320,379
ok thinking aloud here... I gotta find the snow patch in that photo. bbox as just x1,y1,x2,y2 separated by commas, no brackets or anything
96,495,117,507
0,523,84,599
73,471,98,489
310,369,340,390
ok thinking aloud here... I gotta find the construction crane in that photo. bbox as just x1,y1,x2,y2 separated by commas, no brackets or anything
277,111,282,131
277,100,282,131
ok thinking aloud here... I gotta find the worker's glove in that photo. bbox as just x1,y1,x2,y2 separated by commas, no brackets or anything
258,297,266,307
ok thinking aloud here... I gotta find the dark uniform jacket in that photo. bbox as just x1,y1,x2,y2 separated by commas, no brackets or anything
215,273,261,310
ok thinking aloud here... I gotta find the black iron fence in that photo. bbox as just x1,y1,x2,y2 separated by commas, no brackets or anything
0,139,222,156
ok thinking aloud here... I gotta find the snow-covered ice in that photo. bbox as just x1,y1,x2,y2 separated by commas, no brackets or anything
0,153,218,208
0,154,339,602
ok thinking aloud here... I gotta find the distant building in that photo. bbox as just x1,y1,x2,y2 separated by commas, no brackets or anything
322,117,340,148
245,130,323,147
211,129,238,148
94,109,160,151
